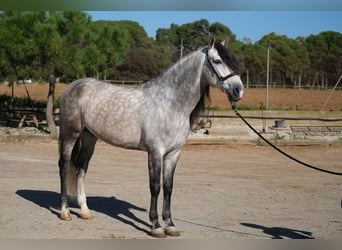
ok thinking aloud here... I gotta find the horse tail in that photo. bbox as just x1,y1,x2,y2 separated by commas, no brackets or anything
57,138,79,198
66,165,77,198
66,138,82,197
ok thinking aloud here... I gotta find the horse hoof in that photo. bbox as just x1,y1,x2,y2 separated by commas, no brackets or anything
165,226,181,237
60,211,72,221
79,211,94,219
151,228,166,238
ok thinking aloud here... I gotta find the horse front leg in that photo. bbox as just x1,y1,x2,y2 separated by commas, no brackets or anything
148,151,165,238
162,149,181,237
58,137,78,221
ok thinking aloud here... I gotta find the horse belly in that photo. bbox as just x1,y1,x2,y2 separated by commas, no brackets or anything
84,106,144,150
97,122,143,150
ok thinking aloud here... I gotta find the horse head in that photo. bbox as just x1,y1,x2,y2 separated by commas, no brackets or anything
205,36,244,103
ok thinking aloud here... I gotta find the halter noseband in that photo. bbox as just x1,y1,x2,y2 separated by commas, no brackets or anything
206,51,238,82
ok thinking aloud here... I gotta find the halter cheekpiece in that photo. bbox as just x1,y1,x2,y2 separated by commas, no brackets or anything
206,49,238,82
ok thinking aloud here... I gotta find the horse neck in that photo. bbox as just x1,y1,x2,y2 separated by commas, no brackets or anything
143,50,207,114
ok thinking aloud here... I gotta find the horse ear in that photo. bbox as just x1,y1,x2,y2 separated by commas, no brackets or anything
221,37,230,48
209,35,215,49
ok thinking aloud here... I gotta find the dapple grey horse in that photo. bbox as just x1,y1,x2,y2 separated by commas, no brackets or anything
58,37,244,237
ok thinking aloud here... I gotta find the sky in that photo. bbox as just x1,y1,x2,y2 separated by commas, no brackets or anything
86,11,342,43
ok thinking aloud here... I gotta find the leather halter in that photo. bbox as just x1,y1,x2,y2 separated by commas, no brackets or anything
206,51,238,82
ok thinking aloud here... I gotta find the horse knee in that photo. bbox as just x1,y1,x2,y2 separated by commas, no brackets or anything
149,182,161,195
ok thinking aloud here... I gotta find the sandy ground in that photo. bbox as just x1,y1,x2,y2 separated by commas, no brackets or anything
1,75,342,241
0,133,341,239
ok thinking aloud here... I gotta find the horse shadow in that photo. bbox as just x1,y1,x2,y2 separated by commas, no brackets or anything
241,222,314,239
15,189,150,235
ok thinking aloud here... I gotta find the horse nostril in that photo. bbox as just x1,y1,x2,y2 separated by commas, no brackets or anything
233,87,243,100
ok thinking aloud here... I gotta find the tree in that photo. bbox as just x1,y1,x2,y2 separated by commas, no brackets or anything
257,33,311,88
110,20,170,81
305,31,342,88
82,20,130,80
115,44,172,81
239,43,267,86
0,11,92,138
156,19,238,62
0,11,39,83
93,24,127,79
209,21,236,42
55,11,92,82
83,42,104,78
109,20,150,46
32,11,63,138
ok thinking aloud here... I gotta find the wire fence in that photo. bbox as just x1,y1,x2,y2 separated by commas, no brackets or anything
104,80,342,90
245,83,342,90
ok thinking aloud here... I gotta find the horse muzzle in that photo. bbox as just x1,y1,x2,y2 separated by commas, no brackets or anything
228,87,244,102
222,78,244,103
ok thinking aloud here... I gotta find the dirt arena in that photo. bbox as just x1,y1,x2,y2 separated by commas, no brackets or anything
0,82,341,239
0,136,341,239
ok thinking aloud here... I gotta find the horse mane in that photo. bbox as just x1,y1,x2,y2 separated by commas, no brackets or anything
189,42,239,130
190,85,211,130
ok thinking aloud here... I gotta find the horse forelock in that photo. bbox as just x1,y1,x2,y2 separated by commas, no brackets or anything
214,42,239,73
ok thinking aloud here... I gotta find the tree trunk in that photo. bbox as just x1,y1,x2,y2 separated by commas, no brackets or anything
11,81,14,100
246,69,249,88
46,80,57,139
298,68,302,89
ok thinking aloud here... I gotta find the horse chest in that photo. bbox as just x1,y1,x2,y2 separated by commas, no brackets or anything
142,111,189,150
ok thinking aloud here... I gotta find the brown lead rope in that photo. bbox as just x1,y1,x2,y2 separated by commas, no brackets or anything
231,104,342,176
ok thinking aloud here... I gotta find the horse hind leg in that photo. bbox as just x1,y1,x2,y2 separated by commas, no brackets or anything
76,168,93,219
73,129,97,220
59,134,79,221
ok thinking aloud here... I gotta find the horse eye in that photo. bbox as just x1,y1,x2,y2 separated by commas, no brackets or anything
213,59,222,64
